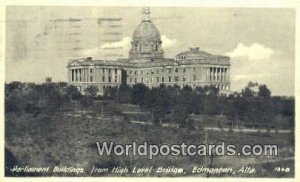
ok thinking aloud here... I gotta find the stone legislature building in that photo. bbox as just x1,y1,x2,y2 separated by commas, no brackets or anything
67,8,231,95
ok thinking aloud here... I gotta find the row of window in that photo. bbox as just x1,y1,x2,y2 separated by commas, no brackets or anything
134,43,159,52
102,75,118,83
71,74,119,83
128,67,194,76
71,68,120,83
176,56,187,60
102,68,118,74
129,75,197,84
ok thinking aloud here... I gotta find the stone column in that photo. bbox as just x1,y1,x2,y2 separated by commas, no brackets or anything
68,69,71,82
220,68,223,81
93,66,96,82
84,68,86,82
81,69,83,82
86,68,89,82
78,69,80,82
86,68,88,82
225,68,228,81
213,68,216,81
215,68,217,81
227,68,230,82
81,68,84,82
219,68,222,81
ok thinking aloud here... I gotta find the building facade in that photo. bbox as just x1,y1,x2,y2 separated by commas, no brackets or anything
67,8,231,95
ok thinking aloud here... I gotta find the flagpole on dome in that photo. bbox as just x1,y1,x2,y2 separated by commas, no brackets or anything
142,7,151,22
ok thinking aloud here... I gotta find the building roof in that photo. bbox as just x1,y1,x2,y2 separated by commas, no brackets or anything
132,21,161,42
177,47,211,57
175,47,230,63
67,55,230,69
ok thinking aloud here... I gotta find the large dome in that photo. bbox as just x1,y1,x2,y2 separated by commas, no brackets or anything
132,21,161,41
129,8,164,61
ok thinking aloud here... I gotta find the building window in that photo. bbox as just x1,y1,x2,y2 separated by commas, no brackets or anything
175,68,178,73
183,68,186,73
108,69,111,74
102,68,105,73
167,68,171,74
156,70,159,74
115,69,118,74
115,76,118,82
135,78,137,83
151,70,154,75
156,77,159,83
135,71,137,75
193,67,196,72
90,76,93,82
108,76,111,83
168,76,172,82
183,76,186,81
90,69,93,73
193,75,196,81
102,76,105,82
174,76,179,82
141,78,144,83
130,78,132,83
141,70,143,75
162,77,164,83
135,44,138,52
71,70,74,82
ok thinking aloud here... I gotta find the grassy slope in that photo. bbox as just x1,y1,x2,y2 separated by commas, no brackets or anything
5,103,294,177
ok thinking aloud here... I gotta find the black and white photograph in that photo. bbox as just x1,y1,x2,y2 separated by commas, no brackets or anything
2,2,298,180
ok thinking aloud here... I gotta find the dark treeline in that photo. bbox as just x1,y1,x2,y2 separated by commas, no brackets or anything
5,81,294,128
103,83,294,128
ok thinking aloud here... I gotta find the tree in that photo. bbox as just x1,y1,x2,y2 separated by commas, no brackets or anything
132,83,149,105
258,84,271,97
84,85,99,98
241,87,254,98
104,86,118,99
65,85,82,100
117,84,133,103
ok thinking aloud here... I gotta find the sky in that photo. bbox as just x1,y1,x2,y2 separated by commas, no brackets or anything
5,6,295,96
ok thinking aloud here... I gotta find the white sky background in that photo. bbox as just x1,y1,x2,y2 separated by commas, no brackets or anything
5,7,295,96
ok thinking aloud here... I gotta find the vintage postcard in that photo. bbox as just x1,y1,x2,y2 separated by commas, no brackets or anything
1,0,299,182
